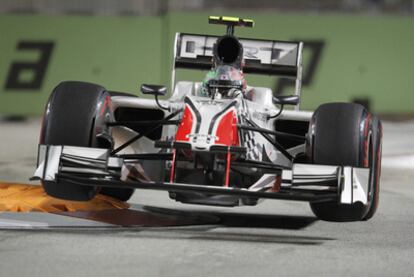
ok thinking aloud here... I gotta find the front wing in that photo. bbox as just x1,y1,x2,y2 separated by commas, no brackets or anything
33,145,369,205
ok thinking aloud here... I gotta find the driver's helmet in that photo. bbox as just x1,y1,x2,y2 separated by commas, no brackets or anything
201,65,246,97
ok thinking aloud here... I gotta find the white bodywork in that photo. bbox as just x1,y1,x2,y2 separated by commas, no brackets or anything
111,80,312,168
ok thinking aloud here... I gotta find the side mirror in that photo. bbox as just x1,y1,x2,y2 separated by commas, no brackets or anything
141,84,169,110
141,84,167,96
273,95,300,106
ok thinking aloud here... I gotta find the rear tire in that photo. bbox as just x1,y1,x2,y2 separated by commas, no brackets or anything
40,81,134,201
308,103,382,221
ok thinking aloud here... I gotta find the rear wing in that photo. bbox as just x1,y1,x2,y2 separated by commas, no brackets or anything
172,33,303,98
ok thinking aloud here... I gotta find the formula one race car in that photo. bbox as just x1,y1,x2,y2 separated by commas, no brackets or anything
33,16,382,221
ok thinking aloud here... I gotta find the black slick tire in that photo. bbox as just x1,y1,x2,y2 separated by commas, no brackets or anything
40,81,134,201
308,103,382,222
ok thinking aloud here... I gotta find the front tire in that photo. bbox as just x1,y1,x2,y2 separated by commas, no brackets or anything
40,81,134,201
308,103,382,222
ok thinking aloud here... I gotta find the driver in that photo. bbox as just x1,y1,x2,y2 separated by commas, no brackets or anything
201,65,246,98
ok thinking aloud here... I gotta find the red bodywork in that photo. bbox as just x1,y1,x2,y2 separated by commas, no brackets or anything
171,103,240,186
175,104,194,142
175,104,239,146
215,109,239,146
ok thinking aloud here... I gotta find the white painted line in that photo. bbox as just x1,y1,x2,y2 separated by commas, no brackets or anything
0,218,49,228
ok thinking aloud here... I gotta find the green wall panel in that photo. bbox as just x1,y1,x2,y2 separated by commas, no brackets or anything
0,13,413,115
0,15,163,115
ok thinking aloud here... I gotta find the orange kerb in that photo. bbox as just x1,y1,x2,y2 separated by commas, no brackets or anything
0,182,129,212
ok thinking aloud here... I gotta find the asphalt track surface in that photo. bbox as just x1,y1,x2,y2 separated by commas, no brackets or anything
1,118,414,277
